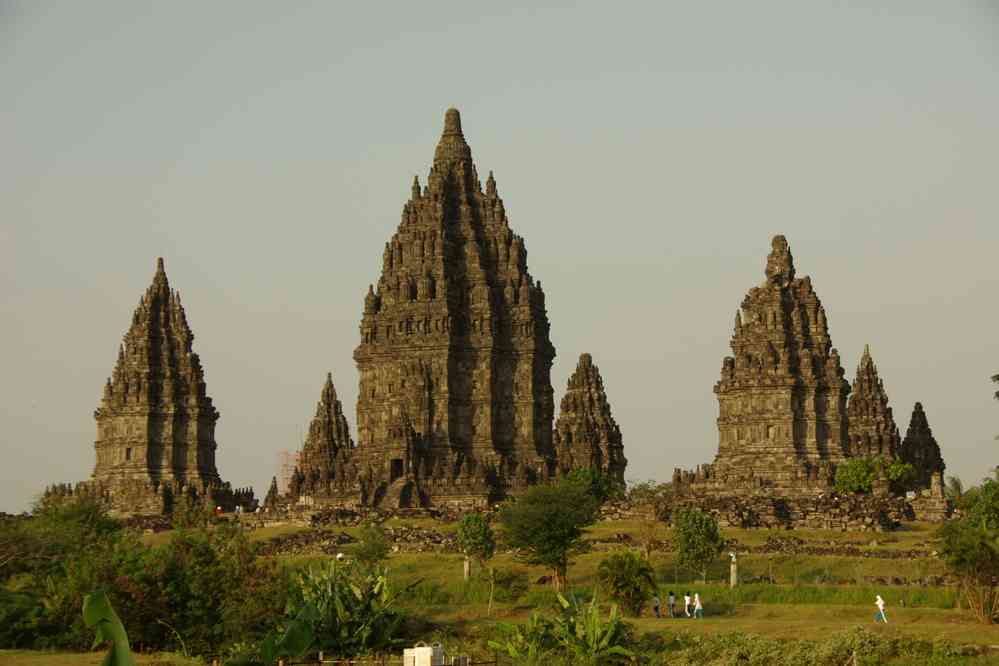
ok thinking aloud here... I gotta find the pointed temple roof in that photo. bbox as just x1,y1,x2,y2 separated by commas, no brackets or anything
554,353,626,483
846,344,900,458
900,402,945,488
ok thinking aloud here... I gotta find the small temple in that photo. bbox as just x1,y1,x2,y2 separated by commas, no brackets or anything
553,354,627,485
48,259,254,515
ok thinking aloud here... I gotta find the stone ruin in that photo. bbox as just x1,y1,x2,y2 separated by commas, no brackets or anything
47,259,255,516
554,353,627,485
672,236,950,526
280,109,627,510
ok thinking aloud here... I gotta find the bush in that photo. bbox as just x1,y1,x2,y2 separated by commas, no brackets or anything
834,458,877,494
353,523,391,568
597,550,656,616
938,479,999,623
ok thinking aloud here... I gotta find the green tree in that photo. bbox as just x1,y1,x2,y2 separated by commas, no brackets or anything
597,550,656,616
564,468,620,504
353,523,391,569
456,514,497,613
946,476,965,503
673,508,725,584
938,480,999,624
499,480,600,590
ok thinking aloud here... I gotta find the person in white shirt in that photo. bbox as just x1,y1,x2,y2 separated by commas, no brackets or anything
683,592,692,617
694,592,704,618
875,595,887,623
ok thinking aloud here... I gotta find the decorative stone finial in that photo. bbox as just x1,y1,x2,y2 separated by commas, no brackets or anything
443,107,462,135
765,235,795,286
156,257,165,273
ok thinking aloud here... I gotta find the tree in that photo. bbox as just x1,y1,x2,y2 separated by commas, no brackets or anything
673,508,725,584
597,550,656,616
499,480,600,590
456,514,497,613
938,479,999,624
946,476,965,503
564,468,620,504
353,523,390,568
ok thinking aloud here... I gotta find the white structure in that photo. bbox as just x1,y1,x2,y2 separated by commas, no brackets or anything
403,643,445,666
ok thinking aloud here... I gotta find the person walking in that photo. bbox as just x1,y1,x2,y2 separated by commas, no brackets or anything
667,590,676,618
652,592,661,618
694,592,704,619
875,595,888,623
683,591,692,617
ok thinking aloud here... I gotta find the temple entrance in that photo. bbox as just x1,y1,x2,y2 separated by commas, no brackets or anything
390,458,404,482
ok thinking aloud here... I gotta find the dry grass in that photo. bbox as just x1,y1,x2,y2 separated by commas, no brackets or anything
0,651,201,665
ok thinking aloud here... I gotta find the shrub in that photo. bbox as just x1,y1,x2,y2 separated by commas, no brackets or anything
597,550,655,616
673,508,725,583
834,458,877,494
353,523,391,568
938,479,999,623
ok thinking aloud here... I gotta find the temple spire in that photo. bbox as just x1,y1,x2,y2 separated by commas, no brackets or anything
433,107,473,172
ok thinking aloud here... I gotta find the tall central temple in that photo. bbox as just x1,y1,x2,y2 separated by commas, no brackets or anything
353,107,557,508
284,109,625,509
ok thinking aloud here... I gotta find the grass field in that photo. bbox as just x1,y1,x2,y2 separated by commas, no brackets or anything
70,518,999,664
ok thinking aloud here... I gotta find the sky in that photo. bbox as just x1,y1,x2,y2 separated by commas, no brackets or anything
2,1,998,513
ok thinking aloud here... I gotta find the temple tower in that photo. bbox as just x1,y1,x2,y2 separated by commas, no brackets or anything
899,402,945,490
712,235,851,491
88,259,250,513
846,345,900,458
290,373,356,498
352,108,556,507
553,353,627,485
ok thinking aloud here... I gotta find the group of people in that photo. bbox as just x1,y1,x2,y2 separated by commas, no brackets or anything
651,590,703,619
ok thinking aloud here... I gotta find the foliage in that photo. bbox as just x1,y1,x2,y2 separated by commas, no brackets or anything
487,612,557,665
834,458,877,494
170,495,215,530
353,522,391,568
487,592,634,665
596,550,655,616
664,626,961,666
287,560,410,657
564,468,621,504
945,476,964,503
673,508,725,583
548,592,634,665
0,504,289,655
833,456,914,495
456,514,496,569
499,479,600,590
82,590,136,666
938,480,999,623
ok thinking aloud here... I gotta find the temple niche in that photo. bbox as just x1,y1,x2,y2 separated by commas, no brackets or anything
846,345,901,459
64,259,254,515
553,354,627,485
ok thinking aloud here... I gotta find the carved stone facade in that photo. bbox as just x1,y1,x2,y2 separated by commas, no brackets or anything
672,235,950,524
899,402,945,491
846,345,900,459
75,259,253,515
553,354,626,485
693,235,851,494
288,373,357,500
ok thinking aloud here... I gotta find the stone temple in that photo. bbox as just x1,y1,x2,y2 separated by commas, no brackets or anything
283,109,625,509
673,236,948,523
554,354,627,485
49,259,254,514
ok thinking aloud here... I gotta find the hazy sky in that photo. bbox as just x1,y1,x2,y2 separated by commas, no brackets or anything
2,2,998,513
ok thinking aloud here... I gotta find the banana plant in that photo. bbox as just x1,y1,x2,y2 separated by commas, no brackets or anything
550,592,635,665
82,590,136,666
